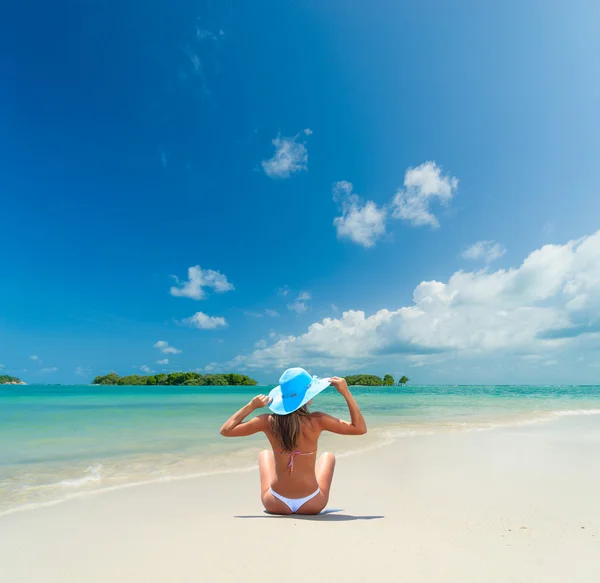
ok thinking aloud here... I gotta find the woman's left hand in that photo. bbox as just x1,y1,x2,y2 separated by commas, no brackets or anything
250,394,272,410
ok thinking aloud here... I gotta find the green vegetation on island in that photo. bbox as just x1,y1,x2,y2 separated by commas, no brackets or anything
92,372,258,386
0,375,24,385
343,374,410,386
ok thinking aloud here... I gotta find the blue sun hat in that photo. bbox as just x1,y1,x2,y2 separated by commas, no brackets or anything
268,367,331,415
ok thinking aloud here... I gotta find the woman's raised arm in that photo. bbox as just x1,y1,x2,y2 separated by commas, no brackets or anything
219,395,272,437
314,377,367,435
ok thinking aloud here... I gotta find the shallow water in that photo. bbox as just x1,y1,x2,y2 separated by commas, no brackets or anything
2,384,600,515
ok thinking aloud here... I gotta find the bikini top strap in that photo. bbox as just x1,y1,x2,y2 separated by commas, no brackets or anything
280,450,317,474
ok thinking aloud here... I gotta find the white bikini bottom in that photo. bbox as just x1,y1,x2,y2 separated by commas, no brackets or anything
269,487,321,513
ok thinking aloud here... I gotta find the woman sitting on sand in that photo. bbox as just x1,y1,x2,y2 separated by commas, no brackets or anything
220,368,367,515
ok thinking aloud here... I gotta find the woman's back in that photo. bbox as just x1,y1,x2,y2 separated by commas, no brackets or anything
220,373,367,514
265,413,322,498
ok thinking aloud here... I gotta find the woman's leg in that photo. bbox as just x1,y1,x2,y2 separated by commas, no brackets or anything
296,452,336,515
315,451,336,499
258,450,292,515
258,450,275,498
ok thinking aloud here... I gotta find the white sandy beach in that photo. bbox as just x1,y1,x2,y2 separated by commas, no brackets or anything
1,416,599,582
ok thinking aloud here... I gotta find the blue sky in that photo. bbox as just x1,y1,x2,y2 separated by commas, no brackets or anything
2,0,600,384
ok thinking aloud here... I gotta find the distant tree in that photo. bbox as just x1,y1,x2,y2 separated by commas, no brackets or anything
117,375,148,386
226,373,257,386
92,372,121,385
167,372,186,385
0,374,22,384
182,378,203,386
90,371,257,386
398,376,409,386
383,374,394,386
203,374,228,386
344,374,384,386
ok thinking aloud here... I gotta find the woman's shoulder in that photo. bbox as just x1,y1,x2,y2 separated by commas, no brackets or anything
308,411,329,425
309,411,326,418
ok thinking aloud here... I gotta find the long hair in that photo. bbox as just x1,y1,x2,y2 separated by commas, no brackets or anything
270,405,311,452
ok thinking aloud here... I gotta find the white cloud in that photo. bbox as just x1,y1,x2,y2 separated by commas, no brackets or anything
287,291,312,314
29,355,39,361
227,230,600,371
246,309,280,318
157,358,169,365
262,133,308,179
303,128,313,136
197,28,218,40
278,286,290,297
75,366,91,376
543,222,556,236
140,365,152,373
287,301,308,314
180,312,227,329
153,341,182,354
462,240,507,263
391,162,458,228
333,181,387,248
41,367,58,373
255,339,267,349
170,266,234,300
181,44,202,72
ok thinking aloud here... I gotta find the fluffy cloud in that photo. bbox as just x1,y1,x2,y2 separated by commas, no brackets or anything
29,355,39,361
229,230,600,370
262,133,308,179
157,358,169,365
245,309,280,318
391,162,458,228
333,181,387,248
180,311,227,329
140,365,152,373
153,340,182,354
170,266,234,300
288,291,312,314
462,240,507,263
196,27,225,41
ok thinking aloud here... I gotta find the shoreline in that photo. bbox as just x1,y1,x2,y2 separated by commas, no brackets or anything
1,415,599,582
3,406,600,521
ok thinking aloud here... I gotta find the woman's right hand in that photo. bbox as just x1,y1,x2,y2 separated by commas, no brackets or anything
330,377,350,395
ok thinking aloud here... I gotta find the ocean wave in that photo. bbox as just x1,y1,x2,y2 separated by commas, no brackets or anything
2,406,599,520
551,409,600,417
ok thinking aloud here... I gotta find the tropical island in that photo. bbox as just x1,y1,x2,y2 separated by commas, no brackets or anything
0,374,25,385
343,374,409,386
91,371,409,387
92,372,258,386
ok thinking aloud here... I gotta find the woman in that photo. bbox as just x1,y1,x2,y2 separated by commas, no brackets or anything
220,367,367,515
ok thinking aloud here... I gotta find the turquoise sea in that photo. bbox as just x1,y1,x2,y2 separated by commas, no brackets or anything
2,383,600,516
